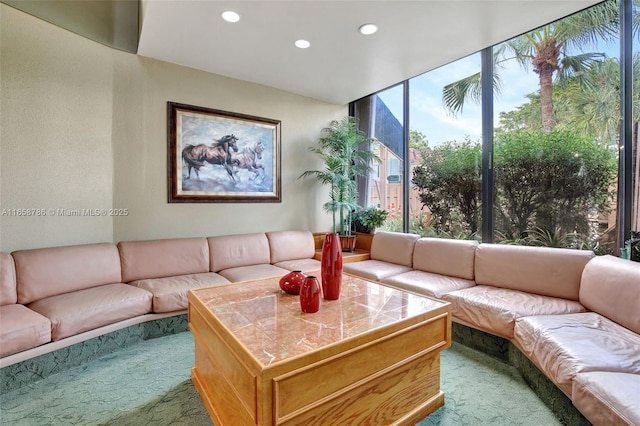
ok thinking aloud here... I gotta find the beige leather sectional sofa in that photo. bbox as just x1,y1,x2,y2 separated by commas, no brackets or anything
0,230,319,366
343,231,640,426
2,229,638,425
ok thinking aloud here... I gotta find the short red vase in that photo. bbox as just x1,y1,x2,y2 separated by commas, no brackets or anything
279,270,306,295
300,276,321,313
321,233,343,300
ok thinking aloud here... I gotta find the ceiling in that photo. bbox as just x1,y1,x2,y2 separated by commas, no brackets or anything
140,1,601,105
4,0,604,105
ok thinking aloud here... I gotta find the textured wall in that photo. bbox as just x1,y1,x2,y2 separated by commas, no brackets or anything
0,5,344,251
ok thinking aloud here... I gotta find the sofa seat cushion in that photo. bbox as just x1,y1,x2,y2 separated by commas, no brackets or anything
572,371,640,426
273,258,321,273
129,272,230,313
0,304,51,357
218,264,289,283
343,260,413,281
514,313,640,396
443,285,586,339
28,283,152,341
382,270,475,299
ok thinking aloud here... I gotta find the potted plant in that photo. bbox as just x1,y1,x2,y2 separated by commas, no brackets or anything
352,206,389,234
299,117,379,251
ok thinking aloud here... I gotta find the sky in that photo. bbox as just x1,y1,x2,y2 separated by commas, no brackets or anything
377,36,627,147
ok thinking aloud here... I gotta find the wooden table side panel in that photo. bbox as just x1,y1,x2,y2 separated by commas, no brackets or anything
192,345,257,426
273,314,448,419
277,352,443,426
190,301,258,422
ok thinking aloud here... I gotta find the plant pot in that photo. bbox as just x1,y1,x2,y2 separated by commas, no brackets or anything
339,235,357,252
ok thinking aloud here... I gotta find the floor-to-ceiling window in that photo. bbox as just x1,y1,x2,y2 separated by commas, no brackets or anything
353,84,405,232
631,0,640,259
409,54,482,238
350,0,638,254
490,0,620,253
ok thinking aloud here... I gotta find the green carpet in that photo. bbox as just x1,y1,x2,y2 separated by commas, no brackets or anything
0,332,559,425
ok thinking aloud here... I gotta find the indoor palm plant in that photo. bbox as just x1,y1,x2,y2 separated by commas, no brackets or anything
300,116,379,250
352,206,389,234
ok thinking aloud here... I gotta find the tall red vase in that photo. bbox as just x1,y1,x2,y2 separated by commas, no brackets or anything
321,232,343,300
300,276,321,313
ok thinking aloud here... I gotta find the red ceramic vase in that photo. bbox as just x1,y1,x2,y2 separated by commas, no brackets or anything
300,276,321,313
321,233,343,300
279,270,306,295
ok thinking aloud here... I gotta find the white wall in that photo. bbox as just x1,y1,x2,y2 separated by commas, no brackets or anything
0,5,344,252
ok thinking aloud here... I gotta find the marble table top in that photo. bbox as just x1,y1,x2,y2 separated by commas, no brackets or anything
190,272,447,366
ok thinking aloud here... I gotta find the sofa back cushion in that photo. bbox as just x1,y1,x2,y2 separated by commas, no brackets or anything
266,230,315,264
413,238,478,280
208,233,271,272
13,243,122,304
370,231,420,267
118,237,210,282
0,252,17,306
580,255,640,334
474,244,594,301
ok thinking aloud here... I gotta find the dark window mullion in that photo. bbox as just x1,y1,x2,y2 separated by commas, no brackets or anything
481,47,494,243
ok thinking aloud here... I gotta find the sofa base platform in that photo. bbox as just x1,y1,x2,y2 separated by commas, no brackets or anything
452,322,591,426
0,313,187,394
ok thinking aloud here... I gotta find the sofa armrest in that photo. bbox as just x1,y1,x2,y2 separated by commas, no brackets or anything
580,255,640,335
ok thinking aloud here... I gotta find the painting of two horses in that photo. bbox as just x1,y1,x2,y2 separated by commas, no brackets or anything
168,102,281,202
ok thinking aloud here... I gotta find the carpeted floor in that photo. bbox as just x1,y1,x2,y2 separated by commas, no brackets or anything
0,332,560,425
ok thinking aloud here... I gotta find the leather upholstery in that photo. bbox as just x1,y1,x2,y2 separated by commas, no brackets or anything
28,283,152,341
118,237,209,282
514,313,640,396
444,285,586,338
369,231,420,267
129,272,230,313
218,264,289,283
382,270,475,299
474,244,594,301
413,238,477,280
266,230,315,264
0,304,50,358
580,255,640,335
272,258,321,273
0,252,17,306
13,243,122,304
572,371,640,426
343,260,413,281
208,233,271,272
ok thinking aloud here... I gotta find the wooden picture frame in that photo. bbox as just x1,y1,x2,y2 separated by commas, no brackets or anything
168,102,281,203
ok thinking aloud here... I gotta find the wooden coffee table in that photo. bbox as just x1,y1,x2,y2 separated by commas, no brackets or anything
188,273,451,426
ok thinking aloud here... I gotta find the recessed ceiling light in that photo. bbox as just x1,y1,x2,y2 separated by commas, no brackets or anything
359,23,378,35
294,39,311,49
221,11,240,23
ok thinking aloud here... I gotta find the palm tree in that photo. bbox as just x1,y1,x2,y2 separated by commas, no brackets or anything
442,0,620,132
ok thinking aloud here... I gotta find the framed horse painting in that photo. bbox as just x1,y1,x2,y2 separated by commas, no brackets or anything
168,102,281,202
